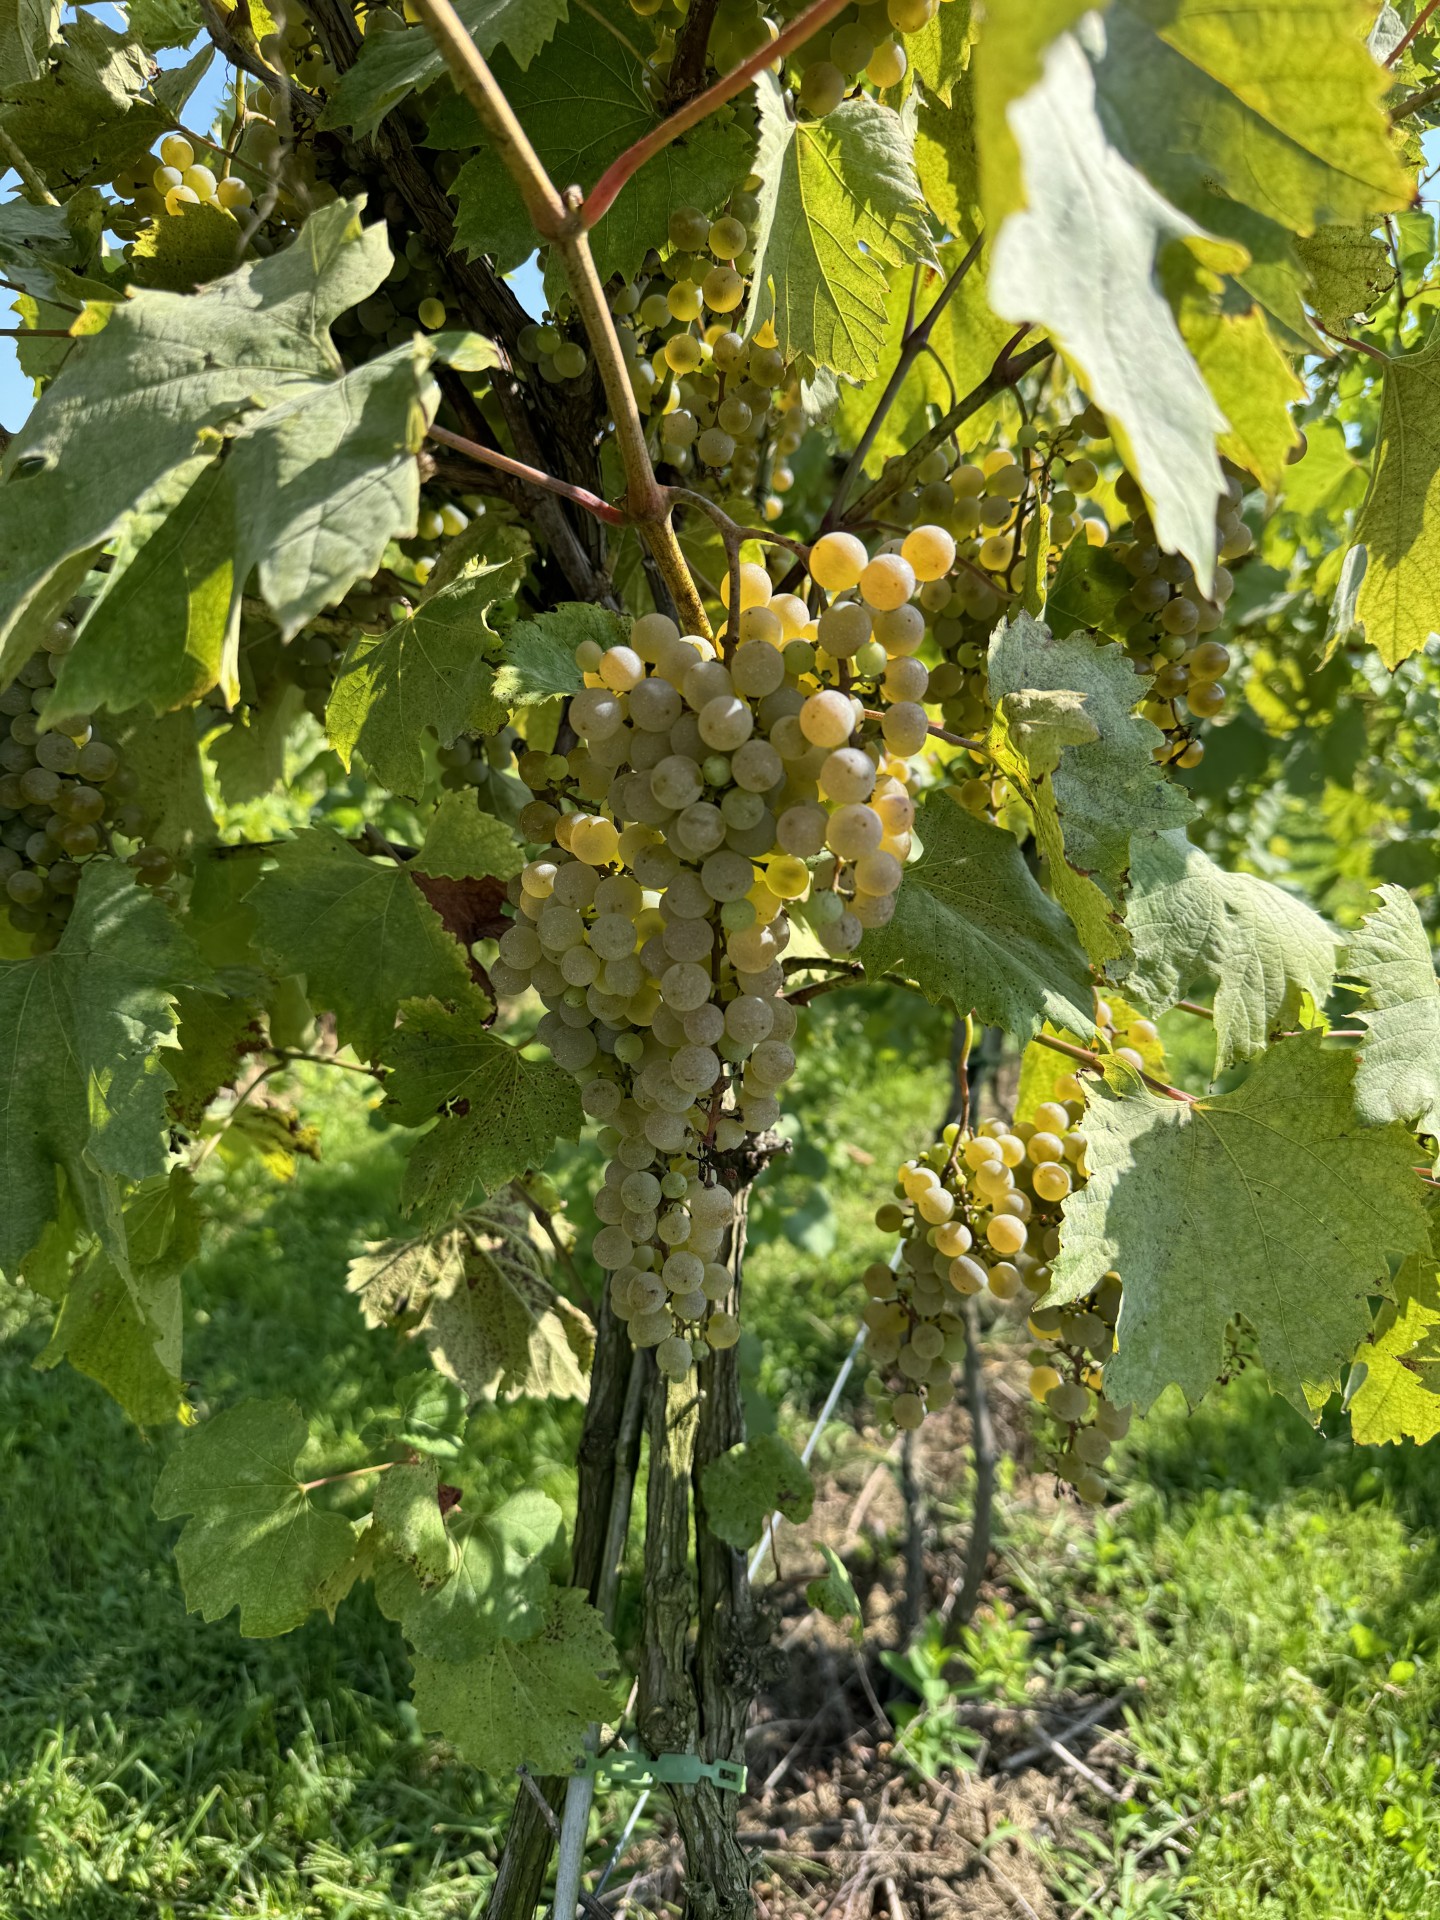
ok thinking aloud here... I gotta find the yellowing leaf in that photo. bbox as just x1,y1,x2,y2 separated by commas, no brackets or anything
1349,1255,1440,1447
988,35,1233,590
1350,339,1440,668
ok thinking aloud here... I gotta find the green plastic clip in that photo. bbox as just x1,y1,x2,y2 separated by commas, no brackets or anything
575,1750,746,1793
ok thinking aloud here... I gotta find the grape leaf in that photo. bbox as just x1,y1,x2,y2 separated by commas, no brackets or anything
806,1543,862,1642
1122,827,1336,1071
409,1586,619,1775
988,33,1234,591
383,996,584,1229
0,200,439,689
700,1434,814,1551
1295,225,1395,333
208,683,308,806
128,199,242,291
742,74,934,381
860,792,1097,1040
249,831,477,1062
108,707,215,853
153,1398,361,1636
0,195,77,303
320,0,569,139
1344,337,1440,669
1050,1039,1429,1413
37,1168,200,1425
127,0,201,53
1047,538,1133,643
376,1487,565,1658
373,1458,453,1582
1349,1253,1440,1448
1348,882,1440,1147
0,14,167,193
413,793,525,882
166,986,265,1131
904,0,973,106
914,75,980,245
0,861,198,1277
326,560,521,796
433,1,752,281
47,455,234,718
1167,258,1305,492
348,1227,468,1328
1092,0,1410,243
970,0,1093,229
0,0,58,83
988,614,1192,961
491,604,609,709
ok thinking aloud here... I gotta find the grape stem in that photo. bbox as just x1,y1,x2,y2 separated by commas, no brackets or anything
410,0,712,636
827,234,986,527
667,486,813,562
1392,74,1440,118
844,337,1056,528
1315,321,1390,365
428,423,629,526
580,0,854,229
1034,1031,1198,1104
0,327,75,338
859,708,984,753
663,0,724,109
1386,0,1440,65
0,127,57,204
1175,999,1214,1020
299,1460,395,1493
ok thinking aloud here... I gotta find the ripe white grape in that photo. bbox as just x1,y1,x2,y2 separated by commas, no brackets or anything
809,531,868,592
859,553,916,611
901,523,956,582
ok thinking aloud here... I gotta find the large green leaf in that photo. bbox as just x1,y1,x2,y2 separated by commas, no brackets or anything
249,831,477,1062
987,33,1234,590
0,862,196,1277
1121,827,1336,1071
383,996,584,1228
987,614,1192,962
1347,339,1440,669
1348,883,1440,1146
1093,0,1410,241
326,560,520,796
153,1399,360,1637
742,74,934,381
321,0,568,138
410,1586,619,1775
0,200,438,694
490,603,608,710
1049,1039,1429,1412
433,1,751,281
859,793,1096,1039
1167,259,1305,492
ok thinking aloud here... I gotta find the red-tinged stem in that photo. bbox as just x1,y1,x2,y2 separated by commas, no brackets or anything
1388,0,1440,64
428,424,630,526
581,0,853,228
1034,1031,1198,1105
301,1460,395,1493
1315,321,1390,365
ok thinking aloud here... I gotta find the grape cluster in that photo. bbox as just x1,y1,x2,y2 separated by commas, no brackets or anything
863,1101,1091,1432
112,132,253,227
0,634,165,950
795,0,954,113
489,527,951,1376
1026,1271,1130,1507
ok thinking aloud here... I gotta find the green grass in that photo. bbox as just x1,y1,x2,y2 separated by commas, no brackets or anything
1048,1375,1440,1917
